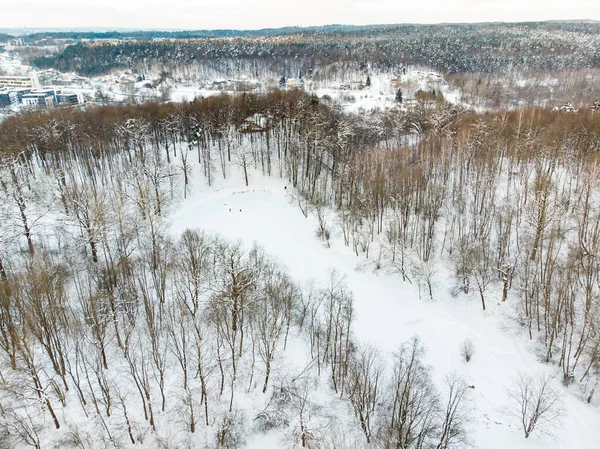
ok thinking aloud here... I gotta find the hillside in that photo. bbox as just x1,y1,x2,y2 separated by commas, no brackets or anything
1,94,600,448
31,22,600,77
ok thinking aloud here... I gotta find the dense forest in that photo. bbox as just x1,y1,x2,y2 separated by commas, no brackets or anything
0,89,599,447
31,22,600,77
21,24,389,41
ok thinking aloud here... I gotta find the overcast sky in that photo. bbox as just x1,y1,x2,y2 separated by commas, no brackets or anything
1,0,599,30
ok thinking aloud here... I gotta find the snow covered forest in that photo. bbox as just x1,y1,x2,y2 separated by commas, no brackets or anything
1,90,600,448
33,22,600,77
23,21,600,111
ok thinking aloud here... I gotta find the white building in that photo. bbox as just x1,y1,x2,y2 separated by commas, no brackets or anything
6,38,25,50
8,88,32,104
0,76,40,89
21,90,55,108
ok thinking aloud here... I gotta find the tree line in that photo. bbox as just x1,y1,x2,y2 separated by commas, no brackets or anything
31,21,600,77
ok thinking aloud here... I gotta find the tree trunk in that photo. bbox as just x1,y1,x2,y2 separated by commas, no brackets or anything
263,358,271,393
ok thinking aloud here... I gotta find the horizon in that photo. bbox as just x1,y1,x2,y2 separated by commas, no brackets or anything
2,0,600,30
1,19,599,36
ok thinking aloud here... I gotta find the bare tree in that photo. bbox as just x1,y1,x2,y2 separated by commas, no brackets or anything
0,157,47,257
470,243,493,311
252,267,297,393
436,374,470,449
460,339,475,363
179,147,192,199
322,270,354,394
290,188,310,218
412,259,436,301
311,199,331,248
61,178,108,264
234,142,252,187
508,373,562,438
344,345,382,443
381,337,440,449
287,382,319,448
209,240,261,411
0,406,42,449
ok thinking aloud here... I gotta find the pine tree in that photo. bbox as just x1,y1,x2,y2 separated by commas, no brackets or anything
366,75,371,87
396,89,403,103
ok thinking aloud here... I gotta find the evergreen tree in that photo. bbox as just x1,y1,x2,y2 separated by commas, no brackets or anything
366,75,371,87
396,89,403,103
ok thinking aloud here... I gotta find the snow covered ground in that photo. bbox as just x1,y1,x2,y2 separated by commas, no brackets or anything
2,48,598,448
305,70,466,114
0,52,32,76
0,51,467,119
168,169,600,449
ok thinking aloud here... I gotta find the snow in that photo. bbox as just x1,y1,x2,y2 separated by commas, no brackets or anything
2,48,599,449
0,51,471,119
169,168,600,449
0,51,31,76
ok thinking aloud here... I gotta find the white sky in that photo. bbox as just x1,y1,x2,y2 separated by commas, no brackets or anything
0,0,599,30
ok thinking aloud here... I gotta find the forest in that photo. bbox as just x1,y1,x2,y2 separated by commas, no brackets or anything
31,22,600,77
0,89,599,447
20,24,383,42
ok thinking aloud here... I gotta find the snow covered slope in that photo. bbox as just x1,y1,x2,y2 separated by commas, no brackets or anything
169,170,600,449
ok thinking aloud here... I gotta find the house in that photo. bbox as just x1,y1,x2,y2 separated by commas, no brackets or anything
239,113,270,134
339,81,364,90
553,103,578,113
21,90,55,108
210,79,229,90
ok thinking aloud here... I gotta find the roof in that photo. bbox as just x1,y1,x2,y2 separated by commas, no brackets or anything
22,91,54,98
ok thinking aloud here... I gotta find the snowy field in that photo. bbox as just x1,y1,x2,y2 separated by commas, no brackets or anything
168,169,600,449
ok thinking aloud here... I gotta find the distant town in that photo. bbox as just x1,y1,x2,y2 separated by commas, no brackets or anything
0,75,80,108
0,35,81,110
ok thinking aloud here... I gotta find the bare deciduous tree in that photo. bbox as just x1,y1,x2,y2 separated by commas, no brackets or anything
381,337,439,449
344,345,382,443
460,339,475,363
436,374,470,449
311,199,331,248
508,373,562,438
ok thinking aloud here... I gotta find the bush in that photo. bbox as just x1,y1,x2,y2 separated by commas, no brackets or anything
460,338,474,362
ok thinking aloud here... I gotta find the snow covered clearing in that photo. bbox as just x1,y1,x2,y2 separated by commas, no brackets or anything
170,168,600,449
